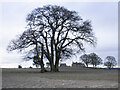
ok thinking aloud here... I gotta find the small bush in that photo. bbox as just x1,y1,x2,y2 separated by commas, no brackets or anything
29,66,32,68
18,65,22,68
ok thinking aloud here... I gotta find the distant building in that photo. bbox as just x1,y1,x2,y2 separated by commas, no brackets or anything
72,62,85,67
60,63,67,67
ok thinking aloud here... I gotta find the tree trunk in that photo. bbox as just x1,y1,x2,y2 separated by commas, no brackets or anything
40,45,45,73
109,64,112,69
54,46,60,72
50,63,59,72
39,58,45,73
86,63,88,67
36,43,46,73
95,64,96,68
49,59,59,72
54,66,59,72
50,65,56,72
49,60,55,72
55,59,59,72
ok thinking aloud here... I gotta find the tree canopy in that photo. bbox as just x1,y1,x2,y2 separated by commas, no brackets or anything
7,5,96,72
80,54,90,67
89,53,103,67
104,56,117,68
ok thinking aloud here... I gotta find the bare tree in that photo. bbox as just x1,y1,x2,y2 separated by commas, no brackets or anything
89,53,102,68
7,29,46,72
80,54,90,67
104,56,117,68
26,5,96,72
7,5,96,72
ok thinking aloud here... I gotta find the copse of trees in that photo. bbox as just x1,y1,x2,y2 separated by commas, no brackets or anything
80,53,103,68
7,5,96,72
80,53,117,68
104,56,117,69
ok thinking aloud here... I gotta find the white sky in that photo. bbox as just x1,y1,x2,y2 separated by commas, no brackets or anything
0,0,118,68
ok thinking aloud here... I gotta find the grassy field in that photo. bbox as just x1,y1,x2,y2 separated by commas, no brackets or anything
2,67,119,88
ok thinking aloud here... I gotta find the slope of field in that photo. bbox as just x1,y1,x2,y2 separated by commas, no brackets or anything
2,67,118,88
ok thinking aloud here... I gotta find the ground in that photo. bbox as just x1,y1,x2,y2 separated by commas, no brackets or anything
2,67,119,88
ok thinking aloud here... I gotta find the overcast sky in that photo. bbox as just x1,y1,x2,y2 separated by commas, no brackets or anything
0,1,118,68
